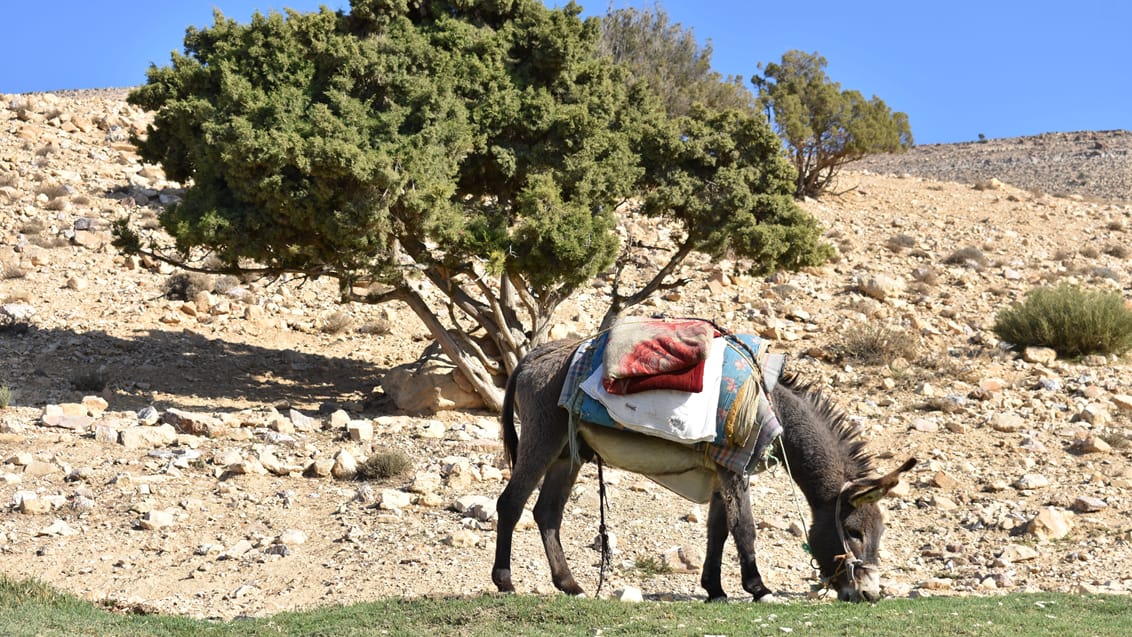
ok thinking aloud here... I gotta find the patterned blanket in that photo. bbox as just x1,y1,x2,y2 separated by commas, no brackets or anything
559,331,786,475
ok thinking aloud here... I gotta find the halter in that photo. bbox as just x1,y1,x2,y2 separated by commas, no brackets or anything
820,481,867,594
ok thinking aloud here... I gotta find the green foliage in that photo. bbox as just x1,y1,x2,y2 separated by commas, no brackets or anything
598,3,753,117
635,105,833,276
994,283,1132,357
754,50,913,198
123,1,832,407
0,385,11,409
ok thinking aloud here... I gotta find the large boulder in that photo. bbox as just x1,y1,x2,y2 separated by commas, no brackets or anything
381,346,485,413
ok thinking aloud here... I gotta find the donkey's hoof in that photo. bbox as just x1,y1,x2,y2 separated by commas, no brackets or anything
705,595,728,604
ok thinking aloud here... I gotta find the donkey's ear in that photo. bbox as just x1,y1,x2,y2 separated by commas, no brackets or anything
848,458,918,507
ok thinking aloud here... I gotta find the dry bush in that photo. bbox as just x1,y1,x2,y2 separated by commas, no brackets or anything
2,263,26,280
1079,245,1101,259
885,234,917,253
357,451,412,481
320,311,354,335
357,318,393,336
70,367,109,392
163,272,214,301
1103,243,1129,259
834,323,919,366
943,246,988,268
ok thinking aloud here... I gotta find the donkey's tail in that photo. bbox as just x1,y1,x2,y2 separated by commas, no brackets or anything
500,367,520,470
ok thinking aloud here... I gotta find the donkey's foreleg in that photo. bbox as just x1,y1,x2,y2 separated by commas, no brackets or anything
533,457,586,596
700,490,730,602
718,469,774,601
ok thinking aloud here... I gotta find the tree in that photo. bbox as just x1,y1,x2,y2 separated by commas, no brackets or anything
120,0,830,411
598,2,753,117
753,50,912,198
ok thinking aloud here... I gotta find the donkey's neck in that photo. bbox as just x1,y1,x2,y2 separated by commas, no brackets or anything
772,384,864,506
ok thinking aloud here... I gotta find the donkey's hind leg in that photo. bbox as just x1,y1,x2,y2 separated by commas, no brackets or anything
534,455,588,596
493,436,571,592
700,489,730,601
717,468,774,601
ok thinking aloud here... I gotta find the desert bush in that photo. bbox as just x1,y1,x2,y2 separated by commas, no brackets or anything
358,451,412,481
1103,243,1129,259
2,263,25,280
163,272,214,301
357,319,393,336
320,311,354,335
1080,245,1101,259
885,234,917,253
943,246,988,268
0,385,11,408
993,284,1132,357
835,323,919,366
70,367,109,392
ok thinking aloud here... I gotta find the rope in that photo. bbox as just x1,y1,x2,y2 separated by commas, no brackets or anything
594,455,612,596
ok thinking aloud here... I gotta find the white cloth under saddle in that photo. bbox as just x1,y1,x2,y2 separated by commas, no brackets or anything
579,337,727,443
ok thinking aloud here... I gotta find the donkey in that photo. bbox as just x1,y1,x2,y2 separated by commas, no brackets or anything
492,338,917,602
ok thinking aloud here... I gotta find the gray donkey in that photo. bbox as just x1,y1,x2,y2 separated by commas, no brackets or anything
492,339,917,602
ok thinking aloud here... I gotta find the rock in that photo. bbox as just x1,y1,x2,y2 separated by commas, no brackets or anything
988,412,1026,433
444,529,481,548
1071,496,1107,513
347,420,373,442
39,519,79,537
1112,394,1132,413
857,273,904,301
662,545,701,574
999,544,1040,562
415,420,446,439
1013,473,1050,490
1078,404,1110,426
409,472,442,494
162,408,223,437
220,539,254,560
616,586,644,603
1071,434,1111,454
118,424,178,449
930,471,959,490
305,457,334,478
139,510,175,530
288,409,317,432
276,529,308,546
332,449,358,480
1025,507,1073,541
379,489,411,510
381,352,484,413
1022,347,1057,365
454,495,496,522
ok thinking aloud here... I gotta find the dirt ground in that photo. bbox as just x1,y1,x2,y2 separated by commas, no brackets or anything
1,92,1131,620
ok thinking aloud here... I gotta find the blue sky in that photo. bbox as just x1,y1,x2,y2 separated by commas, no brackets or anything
1,1,1128,144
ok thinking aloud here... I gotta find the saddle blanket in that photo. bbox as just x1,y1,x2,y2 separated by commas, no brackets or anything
559,331,786,475
581,336,727,443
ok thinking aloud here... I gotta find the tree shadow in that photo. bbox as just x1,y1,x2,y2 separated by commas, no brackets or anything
0,322,394,416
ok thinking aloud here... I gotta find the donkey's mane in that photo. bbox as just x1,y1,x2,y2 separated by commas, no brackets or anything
777,372,875,478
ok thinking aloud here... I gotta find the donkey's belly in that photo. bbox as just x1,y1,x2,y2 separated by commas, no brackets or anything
578,423,717,502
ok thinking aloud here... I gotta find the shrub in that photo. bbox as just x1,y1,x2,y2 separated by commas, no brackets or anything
943,246,988,268
163,272,213,301
835,324,919,366
0,385,11,408
993,284,1132,357
320,311,354,335
70,368,109,392
357,451,412,481
885,234,917,253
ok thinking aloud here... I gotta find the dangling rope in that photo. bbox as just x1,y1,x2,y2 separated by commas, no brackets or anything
594,455,612,596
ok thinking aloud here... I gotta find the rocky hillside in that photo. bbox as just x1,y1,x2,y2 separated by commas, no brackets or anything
1,91,1131,620
857,129,1132,203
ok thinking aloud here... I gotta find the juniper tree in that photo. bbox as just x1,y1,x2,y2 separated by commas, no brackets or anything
120,0,830,410
753,50,913,198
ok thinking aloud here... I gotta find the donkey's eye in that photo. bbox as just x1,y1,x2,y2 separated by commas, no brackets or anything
846,529,864,542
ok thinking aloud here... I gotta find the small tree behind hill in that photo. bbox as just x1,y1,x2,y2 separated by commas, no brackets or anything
753,50,913,198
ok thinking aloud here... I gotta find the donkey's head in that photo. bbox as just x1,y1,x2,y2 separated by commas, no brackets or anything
808,458,917,602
